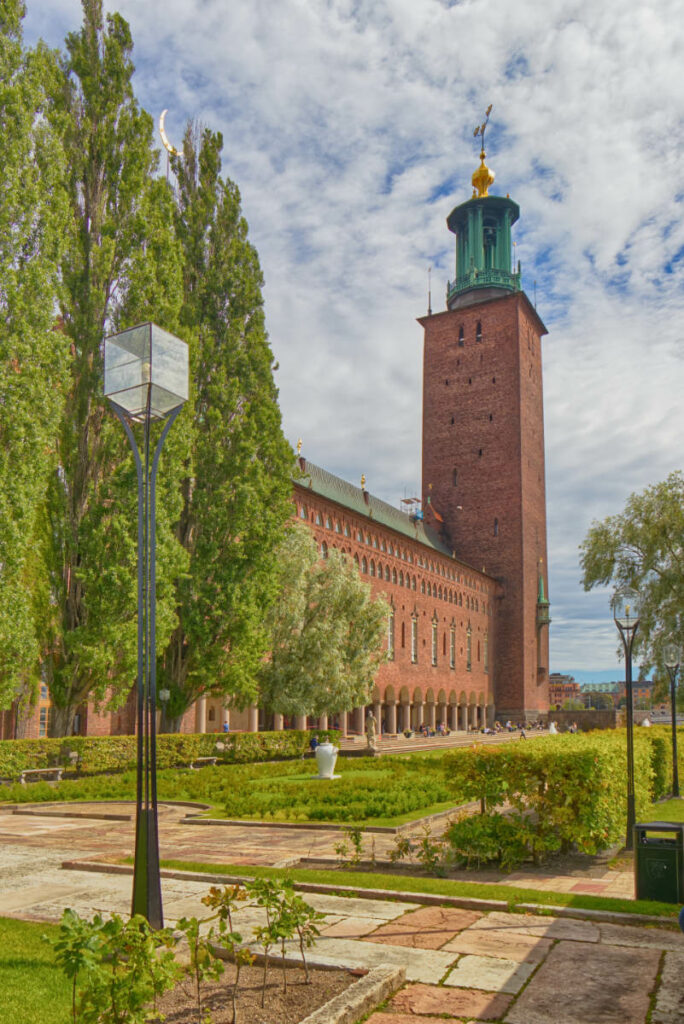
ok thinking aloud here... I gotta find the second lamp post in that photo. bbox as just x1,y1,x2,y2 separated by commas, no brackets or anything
613,589,641,851
664,644,680,799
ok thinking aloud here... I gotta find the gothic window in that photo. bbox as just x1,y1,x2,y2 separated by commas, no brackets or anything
361,557,368,573
334,521,341,533
484,633,489,673
427,582,432,596
399,571,404,587
344,523,350,537
431,616,438,666
370,559,376,577
325,516,332,529
388,607,395,660
450,623,456,669
354,554,359,568
299,504,307,519
476,320,483,342
411,615,419,664
466,624,472,672
357,529,363,542
392,568,397,584
421,580,426,594
315,511,322,525
385,566,390,581
321,541,328,559
401,621,406,648
458,325,464,347
412,576,417,591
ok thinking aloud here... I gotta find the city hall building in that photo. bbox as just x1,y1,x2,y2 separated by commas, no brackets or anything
2,140,551,740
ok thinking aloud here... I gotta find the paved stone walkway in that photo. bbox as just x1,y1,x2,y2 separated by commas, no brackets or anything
0,802,683,1022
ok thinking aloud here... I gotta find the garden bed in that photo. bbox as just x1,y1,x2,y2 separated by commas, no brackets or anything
152,961,355,1024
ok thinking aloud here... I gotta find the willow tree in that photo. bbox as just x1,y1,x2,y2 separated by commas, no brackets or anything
0,2,70,717
158,125,294,729
45,0,186,735
258,524,389,717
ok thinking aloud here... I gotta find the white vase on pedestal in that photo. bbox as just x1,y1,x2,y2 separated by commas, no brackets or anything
315,741,340,779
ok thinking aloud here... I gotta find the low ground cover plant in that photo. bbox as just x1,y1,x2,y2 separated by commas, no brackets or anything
50,880,323,1023
0,752,459,825
443,729,675,869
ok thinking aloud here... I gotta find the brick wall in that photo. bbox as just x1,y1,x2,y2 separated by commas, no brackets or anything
420,290,550,719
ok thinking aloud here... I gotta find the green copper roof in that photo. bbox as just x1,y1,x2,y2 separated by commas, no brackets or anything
294,460,455,559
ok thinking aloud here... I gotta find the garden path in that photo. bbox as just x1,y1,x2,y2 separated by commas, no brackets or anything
0,839,680,1023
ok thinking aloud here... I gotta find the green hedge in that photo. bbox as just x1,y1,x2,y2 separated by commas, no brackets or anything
444,730,669,868
0,730,340,779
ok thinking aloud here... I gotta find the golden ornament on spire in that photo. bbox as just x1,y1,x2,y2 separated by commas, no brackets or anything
360,474,366,489
296,438,302,455
471,103,495,198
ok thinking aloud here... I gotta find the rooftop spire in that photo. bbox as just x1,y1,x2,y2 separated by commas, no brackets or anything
471,103,495,198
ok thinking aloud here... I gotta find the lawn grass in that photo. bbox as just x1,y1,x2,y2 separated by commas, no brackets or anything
0,917,70,1024
650,796,684,822
150,857,680,921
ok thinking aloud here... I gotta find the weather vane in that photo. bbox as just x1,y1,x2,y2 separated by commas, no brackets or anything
471,104,495,198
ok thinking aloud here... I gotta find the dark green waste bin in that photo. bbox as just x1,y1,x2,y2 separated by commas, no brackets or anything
634,821,684,903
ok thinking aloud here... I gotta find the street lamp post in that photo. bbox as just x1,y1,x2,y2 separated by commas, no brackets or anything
664,644,680,799
613,589,641,851
104,322,188,929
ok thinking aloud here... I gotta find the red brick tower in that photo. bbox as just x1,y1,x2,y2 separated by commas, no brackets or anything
420,117,550,720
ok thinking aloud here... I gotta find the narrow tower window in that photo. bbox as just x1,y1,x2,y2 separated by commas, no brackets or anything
458,325,465,347
476,321,482,342
493,518,499,536
452,468,458,486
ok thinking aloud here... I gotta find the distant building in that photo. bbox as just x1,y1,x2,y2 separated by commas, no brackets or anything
548,673,581,707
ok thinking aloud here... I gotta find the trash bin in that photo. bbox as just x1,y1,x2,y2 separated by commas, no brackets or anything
634,821,684,903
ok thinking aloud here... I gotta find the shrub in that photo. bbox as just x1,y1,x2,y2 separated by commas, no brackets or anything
443,730,664,869
0,730,340,781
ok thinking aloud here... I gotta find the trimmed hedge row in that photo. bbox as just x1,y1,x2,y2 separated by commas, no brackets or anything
0,729,340,778
443,729,675,869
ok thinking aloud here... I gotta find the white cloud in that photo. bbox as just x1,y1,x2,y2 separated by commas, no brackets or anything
23,0,684,674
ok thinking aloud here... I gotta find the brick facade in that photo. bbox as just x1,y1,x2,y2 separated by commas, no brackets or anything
420,291,550,719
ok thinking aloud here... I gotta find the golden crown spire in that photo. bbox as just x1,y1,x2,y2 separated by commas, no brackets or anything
471,104,495,198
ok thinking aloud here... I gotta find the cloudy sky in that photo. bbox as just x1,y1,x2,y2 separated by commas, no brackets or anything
26,0,684,678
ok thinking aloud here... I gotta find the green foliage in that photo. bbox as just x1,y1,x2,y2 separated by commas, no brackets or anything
580,471,684,675
52,909,179,1024
160,122,294,726
259,524,390,716
0,729,339,782
45,0,186,734
444,731,667,869
0,4,70,708
176,914,224,1024
334,825,365,867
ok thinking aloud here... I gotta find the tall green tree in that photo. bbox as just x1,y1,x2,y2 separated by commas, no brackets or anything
159,124,294,729
258,524,389,717
580,471,684,677
45,0,186,735
0,2,69,717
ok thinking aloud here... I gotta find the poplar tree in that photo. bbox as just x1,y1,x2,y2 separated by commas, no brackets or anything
45,0,186,735
0,2,69,716
258,525,389,717
159,125,294,729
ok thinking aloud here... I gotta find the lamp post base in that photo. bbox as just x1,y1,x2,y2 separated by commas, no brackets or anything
132,807,163,929
626,793,636,852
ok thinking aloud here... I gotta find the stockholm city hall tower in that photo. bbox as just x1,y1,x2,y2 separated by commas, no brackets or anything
420,110,551,720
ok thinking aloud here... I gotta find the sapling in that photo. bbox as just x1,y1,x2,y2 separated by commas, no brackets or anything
177,914,224,1024
202,885,254,1023
280,885,325,983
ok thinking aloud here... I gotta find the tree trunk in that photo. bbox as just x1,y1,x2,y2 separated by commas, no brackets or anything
50,704,77,738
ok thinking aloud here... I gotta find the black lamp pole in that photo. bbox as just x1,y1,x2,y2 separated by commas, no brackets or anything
104,323,188,929
665,644,680,799
614,590,640,852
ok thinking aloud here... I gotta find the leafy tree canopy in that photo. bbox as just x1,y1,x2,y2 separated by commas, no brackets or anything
580,471,684,679
258,524,389,717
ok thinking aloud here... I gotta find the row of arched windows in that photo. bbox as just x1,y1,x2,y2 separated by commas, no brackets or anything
457,321,483,347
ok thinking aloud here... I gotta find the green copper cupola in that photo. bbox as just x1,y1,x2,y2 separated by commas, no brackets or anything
446,106,521,309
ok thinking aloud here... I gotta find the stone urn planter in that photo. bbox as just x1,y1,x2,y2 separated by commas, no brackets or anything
315,741,340,779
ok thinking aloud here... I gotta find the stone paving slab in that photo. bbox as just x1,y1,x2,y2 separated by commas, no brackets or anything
503,939,661,1024
320,915,389,938
599,921,684,951
297,935,456,983
366,1015,464,1024
651,950,684,1024
444,954,536,994
390,981,514,1020
303,893,415,920
442,926,552,964
469,909,600,942
363,906,481,949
